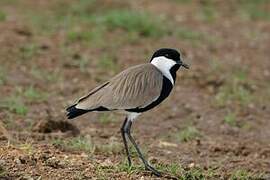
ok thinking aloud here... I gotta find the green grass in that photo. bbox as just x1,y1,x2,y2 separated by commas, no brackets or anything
176,27,204,41
22,0,96,35
0,164,6,177
1,113,15,129
93,10,170,38
23,86,48,102
180,168,210,180
73,56,89,73
195,0,218,23
0,67,7,85
19,1,205,47
201,6,217,23
67,26,105,45
0,86,48,115
67,0,97,16
0,0,17,6
157,163,183,177
52,137,95,153
59,46,91,73
30,67,61,83
97,54,119,73
19,142,34,155
113,162,216,179
24,2,171,39
0,96,28,115
20,43,39,60
96,141,122,155
115,161,144,175
238,0,270,21
176,126,201,142
52,136,122,157
16,85,47,102
208,58,222,71
98,113,116,124
224,111,237,127
215,68,253,107
257,83,270,106
94,161,138,179
174,0,192,3
230,169,265,180
156,163,216,179
0,11,6,21
25,14,60,35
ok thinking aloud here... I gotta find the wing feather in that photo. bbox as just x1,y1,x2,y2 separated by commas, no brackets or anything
76,64,163,110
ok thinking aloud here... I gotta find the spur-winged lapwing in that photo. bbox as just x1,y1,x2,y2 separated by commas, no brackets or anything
66,48,189,176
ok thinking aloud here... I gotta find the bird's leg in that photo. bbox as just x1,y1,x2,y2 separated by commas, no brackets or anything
121,117,132,166
124,120,161,177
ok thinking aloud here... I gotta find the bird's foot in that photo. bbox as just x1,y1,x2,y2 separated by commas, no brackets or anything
145,164,161,177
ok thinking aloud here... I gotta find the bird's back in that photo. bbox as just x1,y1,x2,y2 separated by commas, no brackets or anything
67,64,164,118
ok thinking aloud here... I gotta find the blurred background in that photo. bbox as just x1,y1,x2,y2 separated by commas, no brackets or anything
0,0,269,179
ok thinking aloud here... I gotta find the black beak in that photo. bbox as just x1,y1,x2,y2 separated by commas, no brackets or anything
177,60,190,69
181,62,190,69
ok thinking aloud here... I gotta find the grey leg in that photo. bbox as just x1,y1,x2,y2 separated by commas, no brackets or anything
121,117,132,166
123,120,161,177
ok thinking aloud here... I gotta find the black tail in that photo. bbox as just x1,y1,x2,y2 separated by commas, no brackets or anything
66,104,89,119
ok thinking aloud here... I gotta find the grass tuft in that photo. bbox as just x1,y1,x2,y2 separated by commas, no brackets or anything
174,0,192,3
0,11,6,21
0,86,48,115
200,5,218,23
96,137,122,154
224,111,237,127
230,169,265,180
157,163,182,177
19,142,34,155
0,165,6,177
98,113,116,124
116,161,144,175
23,86,48,102
98,54,119,73
68,0,97,16
176,28,204,41
30,67,61,83
215,68,253,107
0,96,28,115
239,0,270,21
93,10,170,38
20,43,39,60
0,67,7,85
176,126,201,142
52,137,95,153
67,27,105,45
157,163,216,179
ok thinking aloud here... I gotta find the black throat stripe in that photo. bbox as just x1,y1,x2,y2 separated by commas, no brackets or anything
126,76,173,113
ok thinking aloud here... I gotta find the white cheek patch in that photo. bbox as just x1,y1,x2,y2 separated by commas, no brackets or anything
151,56,176,85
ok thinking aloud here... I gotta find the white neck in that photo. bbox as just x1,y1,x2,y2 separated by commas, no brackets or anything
151,56,176,85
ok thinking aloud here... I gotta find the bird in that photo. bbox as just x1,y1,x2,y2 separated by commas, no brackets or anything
66,48,189,176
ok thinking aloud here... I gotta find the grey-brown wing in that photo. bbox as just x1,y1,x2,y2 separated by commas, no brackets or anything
75,64,163,110
76,81,110,103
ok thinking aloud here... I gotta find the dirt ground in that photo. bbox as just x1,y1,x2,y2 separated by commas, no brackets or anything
0,0,270,179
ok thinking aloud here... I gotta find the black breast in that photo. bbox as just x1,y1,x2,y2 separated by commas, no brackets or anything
126,76,173,113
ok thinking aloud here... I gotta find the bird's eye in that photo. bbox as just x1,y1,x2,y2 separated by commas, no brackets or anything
165,54,169,57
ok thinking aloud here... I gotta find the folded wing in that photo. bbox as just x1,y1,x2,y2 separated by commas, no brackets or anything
75,64,163,111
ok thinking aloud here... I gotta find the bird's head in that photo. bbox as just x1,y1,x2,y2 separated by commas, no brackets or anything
150,48,189,71
150,48,189,84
